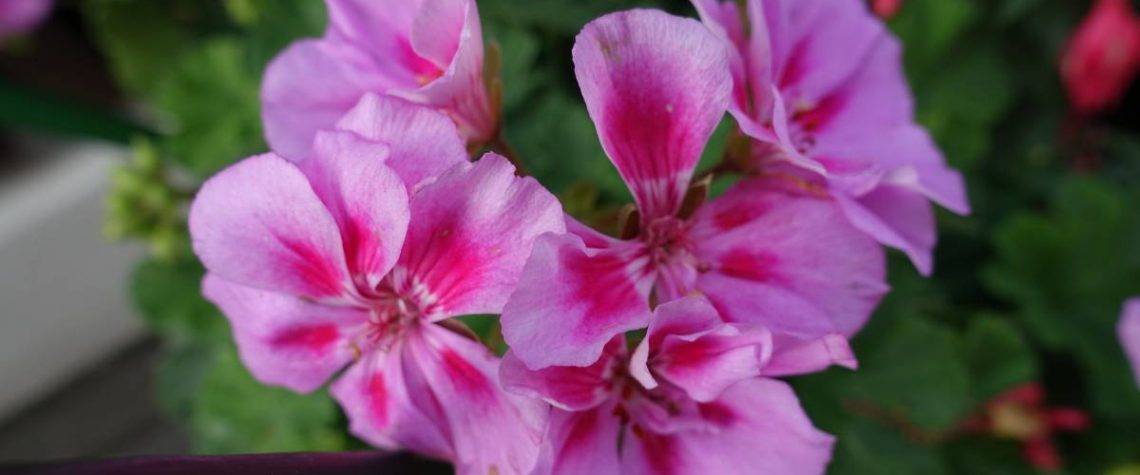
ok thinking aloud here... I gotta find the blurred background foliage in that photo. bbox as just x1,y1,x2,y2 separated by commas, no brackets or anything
5,0,1137,471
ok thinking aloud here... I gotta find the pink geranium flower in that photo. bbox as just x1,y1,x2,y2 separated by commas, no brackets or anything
693,0,970,274
500,9,886,370
261,0,496,160
1060,0,1140,116
190,96,562,474
501,297,835,474
0,0,51,41
1120,297,1140,387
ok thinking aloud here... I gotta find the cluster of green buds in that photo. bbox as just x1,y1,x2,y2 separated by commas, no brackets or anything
104,138,190,262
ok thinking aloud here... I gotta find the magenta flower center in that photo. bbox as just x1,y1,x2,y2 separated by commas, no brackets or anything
640,216,696,268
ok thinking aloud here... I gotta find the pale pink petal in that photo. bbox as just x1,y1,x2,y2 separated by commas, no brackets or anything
189,154,352,300
621,378,834,475
1120,298,1140,387
260,38,400,161
532,405,623,475
324,0,442,87
302,131,410,290
501,233,653,369
573,9,732,220
396,0,496,143
393,154,564,318
335,94,468,192
834,184,937,276
401,324,547,475
203,275,366,393
631,297,772,402
873,125,971,215
690,178,888,339
769,0,884,105
330,342,451,456
500,337,623,411
763,333,857,377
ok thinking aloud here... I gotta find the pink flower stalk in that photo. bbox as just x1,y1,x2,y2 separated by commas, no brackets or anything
501,297,835,474
261,0,496,161
692,0,970,275
190,96,563,474
0,0,51,41
1060,0,1140,116
1120,297,1140,387
500,9,886,370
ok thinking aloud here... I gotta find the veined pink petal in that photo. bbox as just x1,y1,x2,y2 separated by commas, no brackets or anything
395,154,564,319
630,297,772,403
330,339,451,457
532,404,623,475
767,0,883,105
302,131,410,290
396,0,496,143
189,153,353,301
621,378,834,475
325,0,423,73
690,177,888,339
260,38,400,161
834,184,937,276
335,94,468,193
401,324,547,475
573,9,731,220
500,338,624,412
1120,298,1140,387
500,233,653,369
203,275,366,393
763,333,857,377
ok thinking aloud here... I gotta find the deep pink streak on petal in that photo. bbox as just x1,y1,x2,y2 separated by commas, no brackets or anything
554,408,602,473
713,200,773,231
367,373,390,428
698,401,736,428
778,38,808,90
440,348,494,401
717,249,782,284
278,237,346,298
270,324,340,352
632,427,678,475
792,92,846,133
566,250,645,337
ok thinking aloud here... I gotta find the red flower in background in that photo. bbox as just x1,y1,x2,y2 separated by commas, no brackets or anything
871,0,904,19
1060,0,1140,116
965,383,1090,471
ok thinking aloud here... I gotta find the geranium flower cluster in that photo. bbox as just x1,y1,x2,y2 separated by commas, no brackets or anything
189,1,968,474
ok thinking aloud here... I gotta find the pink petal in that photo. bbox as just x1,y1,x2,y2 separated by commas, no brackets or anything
0,0,52,40
763,333,857,377
631,297,772,402
573,9,732,220
394,154,564,318
330,341,451,456
302,131,410,290
335,94,468,192
500,233,653,369
1120,298,1140,387
769,0,884,105
834,183,937,276
401,324,547,475
203,275,365,393
189,154,352,300
500,338,624,412
396,0,496,143
689,178,888,339
260,38,400,161
621,378,834,475
532,405,623,475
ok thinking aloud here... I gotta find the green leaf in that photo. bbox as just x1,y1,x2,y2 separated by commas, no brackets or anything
984,177,1140,417
191,346,350,454
130,258,225,345
844,317,973,432
960,315,1038,402
155,38,265,177
829,418,949,475
81,0,198,98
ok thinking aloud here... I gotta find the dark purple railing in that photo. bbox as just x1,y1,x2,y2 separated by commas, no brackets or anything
0,451,451,475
